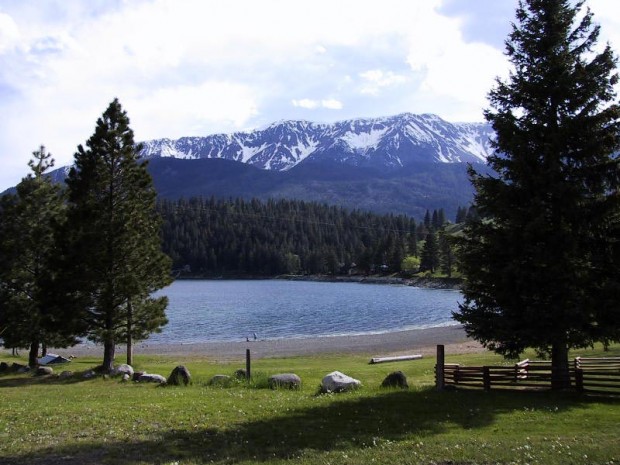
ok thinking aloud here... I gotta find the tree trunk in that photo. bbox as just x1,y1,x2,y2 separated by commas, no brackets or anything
102,339,115,374
41,342,47,357
126,299,133,366
551,342,571,390
28,340,39,368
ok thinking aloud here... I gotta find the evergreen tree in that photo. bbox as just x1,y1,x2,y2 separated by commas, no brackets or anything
62,99,172,371
438,228,455,277
455,0,620,389
455,206,468,224
423,210,431,230
419,232,439,274
0,147,78,367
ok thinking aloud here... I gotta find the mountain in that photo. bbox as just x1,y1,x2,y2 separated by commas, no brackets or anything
3,113,494,219
140,113,494,171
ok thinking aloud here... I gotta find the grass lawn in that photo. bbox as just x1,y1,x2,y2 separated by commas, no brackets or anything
0,345,619,465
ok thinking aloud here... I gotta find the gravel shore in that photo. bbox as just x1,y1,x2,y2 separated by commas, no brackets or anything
49,325,484,362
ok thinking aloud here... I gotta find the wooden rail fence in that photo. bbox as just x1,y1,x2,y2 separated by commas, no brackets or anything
435,345,620,394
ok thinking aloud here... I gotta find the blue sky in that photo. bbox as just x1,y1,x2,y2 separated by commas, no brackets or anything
0,0,619,190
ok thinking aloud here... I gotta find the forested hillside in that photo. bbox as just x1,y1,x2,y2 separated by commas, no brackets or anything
157,197,454,277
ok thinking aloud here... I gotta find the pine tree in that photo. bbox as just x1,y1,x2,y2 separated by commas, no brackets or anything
0,146,78,367
455,0,620,389
62,99,172,371
438,228,455,278
419,232,439,274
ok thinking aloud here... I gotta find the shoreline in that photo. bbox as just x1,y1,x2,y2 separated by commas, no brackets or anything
176,274,463,290
46,325,483,362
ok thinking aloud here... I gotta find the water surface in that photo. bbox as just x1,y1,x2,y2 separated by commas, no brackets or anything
149,280,462,344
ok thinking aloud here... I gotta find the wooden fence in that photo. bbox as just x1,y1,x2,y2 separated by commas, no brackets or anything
435,345,620,394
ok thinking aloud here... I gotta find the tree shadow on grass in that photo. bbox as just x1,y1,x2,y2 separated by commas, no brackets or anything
1,388,616,465
0,370,106,387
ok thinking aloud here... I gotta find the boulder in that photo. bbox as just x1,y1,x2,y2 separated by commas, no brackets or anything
234,369,247,380
381,371,409,389
113,364,134,378
167,365,192,386
11,362,28,373
208,374,231,386
35,366,54,376
82,370,97,379
321,371,362,393
268,373,302,390
137,373,167,384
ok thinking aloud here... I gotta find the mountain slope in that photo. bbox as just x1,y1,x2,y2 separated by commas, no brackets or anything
141,113,493,171
148,157,492,219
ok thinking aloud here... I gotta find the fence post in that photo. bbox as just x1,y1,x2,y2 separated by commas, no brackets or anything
246,348,251,381
575,368,584,392
436,344,445,391
483,366,491,391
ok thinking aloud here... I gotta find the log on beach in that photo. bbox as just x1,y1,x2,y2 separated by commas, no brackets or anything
370,354,423,364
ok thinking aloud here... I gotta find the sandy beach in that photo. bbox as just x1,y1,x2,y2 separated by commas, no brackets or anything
49,325,484,362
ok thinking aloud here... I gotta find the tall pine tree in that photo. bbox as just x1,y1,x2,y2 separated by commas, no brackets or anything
0,147,78,367
455,0,620,388
62,99,172,371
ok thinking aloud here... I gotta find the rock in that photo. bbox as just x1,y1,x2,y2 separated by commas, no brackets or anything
0,361,9,372
113,364,134,378
167,365,192,386
11,362,28,373
381,371,409,389
137,373,167,384
321,371,362,393
208,374,231,386
234,369,247,379
35,366,54,376
121,373,131,382
83,370,97,379
132,371,145,382
268,373,302,390
59,371,74,379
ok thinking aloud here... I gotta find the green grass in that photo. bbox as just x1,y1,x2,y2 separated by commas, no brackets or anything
1,346,619,464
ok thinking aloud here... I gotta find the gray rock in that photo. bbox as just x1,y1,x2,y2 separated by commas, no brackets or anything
234,369,247,379
132,371,145,382
121,373,131,382
35,366,54,376
59,371,74,379
208,374,232,386
11,362,28,373
381,371,409,389
268,373,302,390
321,371,362,393
83,370,97,379
113,364,134,378
138,373,167,384
167,365,191,386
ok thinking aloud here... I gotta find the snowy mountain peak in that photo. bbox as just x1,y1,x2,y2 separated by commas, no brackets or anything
140,113,494,171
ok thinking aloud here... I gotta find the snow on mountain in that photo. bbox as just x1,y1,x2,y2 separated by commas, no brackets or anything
140,113,494,171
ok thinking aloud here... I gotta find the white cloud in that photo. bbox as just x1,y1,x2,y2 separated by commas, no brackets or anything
292,98,343,110
0,12,19,53
292,99,319,109
359,69,408,96
321,99,343,110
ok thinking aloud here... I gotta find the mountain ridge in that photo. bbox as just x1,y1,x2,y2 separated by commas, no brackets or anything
140,112,494,172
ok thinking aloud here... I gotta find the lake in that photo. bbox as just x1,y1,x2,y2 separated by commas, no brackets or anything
149,280,462,344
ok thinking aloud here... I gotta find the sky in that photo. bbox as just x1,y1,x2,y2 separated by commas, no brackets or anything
0,0,619,191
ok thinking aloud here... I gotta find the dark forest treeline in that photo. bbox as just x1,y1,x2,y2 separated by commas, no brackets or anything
157,197,441,277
